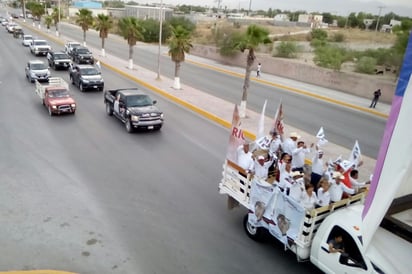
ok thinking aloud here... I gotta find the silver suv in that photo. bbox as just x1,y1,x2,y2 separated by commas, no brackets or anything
25,60,50,83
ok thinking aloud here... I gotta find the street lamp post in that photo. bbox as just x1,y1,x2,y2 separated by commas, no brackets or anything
156,0,163,80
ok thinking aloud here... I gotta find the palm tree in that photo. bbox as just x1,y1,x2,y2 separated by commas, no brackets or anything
118,17,144,69
29,3,45,29
51,7,63,36
168,25,193,90
95,14,113,57
234,24,271,118
75,9,94,47
44,15,53,33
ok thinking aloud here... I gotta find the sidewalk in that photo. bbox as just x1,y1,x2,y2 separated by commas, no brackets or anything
22,21,387,179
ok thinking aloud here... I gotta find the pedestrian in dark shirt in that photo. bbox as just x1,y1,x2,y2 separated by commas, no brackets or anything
369,89,381,108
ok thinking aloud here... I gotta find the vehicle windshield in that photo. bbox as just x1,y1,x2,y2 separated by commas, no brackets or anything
31,63,47,70
80,68,99,75
48,89,69,98
24,35,32,40
126,95,153,107
54,53,70,59
34,41,48,46
77,48,90,54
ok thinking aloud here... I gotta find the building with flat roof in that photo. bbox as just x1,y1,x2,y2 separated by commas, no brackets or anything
124,5,173,21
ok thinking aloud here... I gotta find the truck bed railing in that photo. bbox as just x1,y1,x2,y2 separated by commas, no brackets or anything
220,159,367,247
296,192,366,246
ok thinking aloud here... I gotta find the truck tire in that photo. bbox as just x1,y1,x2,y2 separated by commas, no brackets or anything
106,102,113,116
243,214,264,242
125,118,134,133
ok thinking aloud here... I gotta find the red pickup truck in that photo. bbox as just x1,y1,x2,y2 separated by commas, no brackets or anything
35,77,76,116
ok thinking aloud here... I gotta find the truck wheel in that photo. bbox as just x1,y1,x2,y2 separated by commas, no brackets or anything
79,82,84,92
125,118,134,133
106,102,113,116
243,214,264,242
48,106,54,116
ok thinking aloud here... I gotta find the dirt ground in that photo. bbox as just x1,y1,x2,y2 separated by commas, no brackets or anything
193,20,398,79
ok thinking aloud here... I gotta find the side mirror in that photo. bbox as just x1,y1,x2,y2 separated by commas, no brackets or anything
152,100,157,105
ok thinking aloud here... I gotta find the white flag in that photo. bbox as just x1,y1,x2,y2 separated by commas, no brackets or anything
316,127,328,146
349,140,362,168
272,100,284,135
256,100,267,140
326,159,336,182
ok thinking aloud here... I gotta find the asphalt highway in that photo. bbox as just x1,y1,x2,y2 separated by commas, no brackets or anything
0,20,322,274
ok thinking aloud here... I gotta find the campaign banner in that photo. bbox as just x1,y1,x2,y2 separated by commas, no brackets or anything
226,104,245,162
268,192,305,244
247,180,306,244
248,178,276,225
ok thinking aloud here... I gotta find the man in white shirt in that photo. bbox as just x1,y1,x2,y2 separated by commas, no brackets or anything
329,172,355,203
253,155,275,181
288,171,305,202
237,143,254,170
350,169,370,192
311,149,325,191
282,132,300,155
292,141,313,173
269,130,282,158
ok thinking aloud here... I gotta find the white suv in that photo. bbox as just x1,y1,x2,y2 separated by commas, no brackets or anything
25,60,50,83
22,34,33,46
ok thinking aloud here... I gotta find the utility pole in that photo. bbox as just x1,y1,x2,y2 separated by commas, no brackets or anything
375,6,385,32
248,0,252,16
156,0,163,80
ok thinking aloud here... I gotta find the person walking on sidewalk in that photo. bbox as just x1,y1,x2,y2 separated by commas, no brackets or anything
369,89,381,108
257,63,262,78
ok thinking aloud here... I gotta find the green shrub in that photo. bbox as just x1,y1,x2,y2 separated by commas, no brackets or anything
310,38,327,48
310,29,328,41
218,31,243,57
356,57,377,74
330,32,345,42
314,45,346,70
274,41,299,58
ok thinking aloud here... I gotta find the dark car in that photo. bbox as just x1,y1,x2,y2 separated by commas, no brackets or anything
71,46,94,64
104,88,164,132
69,64,104,92
47,51,71,70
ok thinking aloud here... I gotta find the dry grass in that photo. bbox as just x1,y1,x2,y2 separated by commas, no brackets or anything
193,20,397,46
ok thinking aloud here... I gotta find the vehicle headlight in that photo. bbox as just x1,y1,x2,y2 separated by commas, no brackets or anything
131,115,139,122
71,104,76,108
81,78,89,83
54,61,59,64
52,105,57,109
46,71,50,76
160,113,164,119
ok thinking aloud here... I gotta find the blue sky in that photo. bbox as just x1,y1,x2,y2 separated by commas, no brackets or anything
151,0,412,17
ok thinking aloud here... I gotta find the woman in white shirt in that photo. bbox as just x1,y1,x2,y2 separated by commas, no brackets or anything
317,178,331,207
301,183,319,211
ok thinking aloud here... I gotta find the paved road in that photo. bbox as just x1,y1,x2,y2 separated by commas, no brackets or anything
0,20,322,274
56,23,387,159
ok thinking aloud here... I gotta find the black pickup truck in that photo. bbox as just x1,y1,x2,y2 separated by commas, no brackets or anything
104,88,164,132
